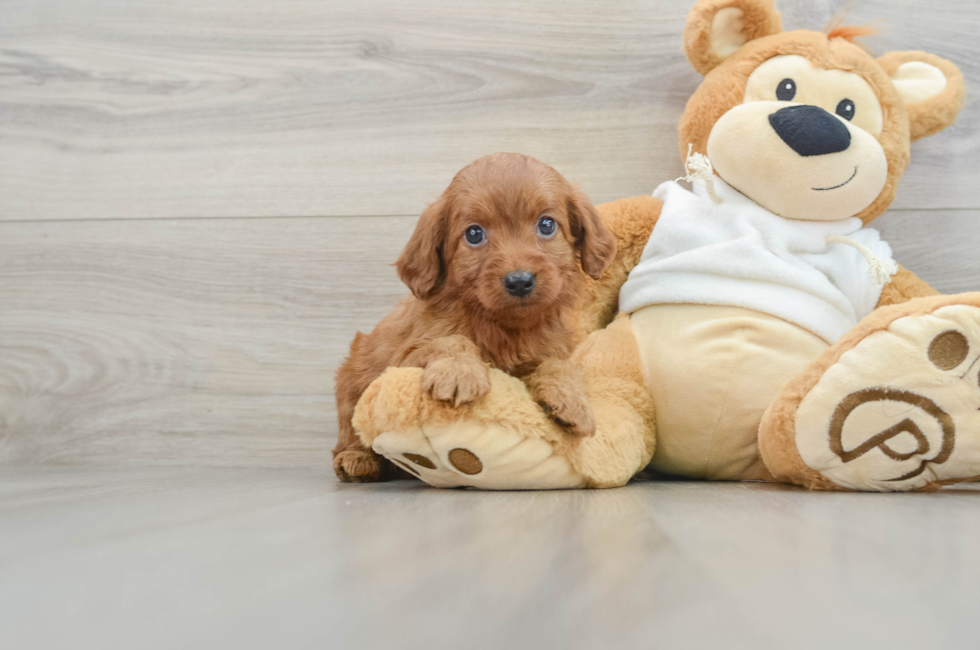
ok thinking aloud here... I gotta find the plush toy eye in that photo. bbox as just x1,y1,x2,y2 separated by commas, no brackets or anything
464,224,485,246
537,215,557,238
776,78,797,101
836,98,856,121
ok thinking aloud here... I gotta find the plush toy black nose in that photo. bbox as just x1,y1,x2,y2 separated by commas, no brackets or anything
503,271,536,297
769,105,851,157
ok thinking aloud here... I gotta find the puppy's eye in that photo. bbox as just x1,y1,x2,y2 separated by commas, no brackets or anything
464,224,485,246
776,78,797,101
537,215,557,238
836,98,855,121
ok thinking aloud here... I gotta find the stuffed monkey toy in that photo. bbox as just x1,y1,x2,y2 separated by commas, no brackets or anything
352,0,977,492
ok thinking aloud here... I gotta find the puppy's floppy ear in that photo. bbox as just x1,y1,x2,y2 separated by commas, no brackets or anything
396,196,450,299
878,51,967,141
567,189,616,280
685,0,782,75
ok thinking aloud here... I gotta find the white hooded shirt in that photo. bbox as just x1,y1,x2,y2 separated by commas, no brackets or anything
618,179,896,343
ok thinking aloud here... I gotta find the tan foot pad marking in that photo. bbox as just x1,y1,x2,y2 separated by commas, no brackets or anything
448,448,483,475
796,304,980,491
371,420,585,490
928,330,970,370
403,453,436,469
392,458,421,477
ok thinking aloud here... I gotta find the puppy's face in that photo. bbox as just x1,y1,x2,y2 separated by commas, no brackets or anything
446,168,580,316
397,153,615,322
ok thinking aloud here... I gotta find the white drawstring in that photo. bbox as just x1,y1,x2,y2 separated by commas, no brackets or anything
826,235,897,285
677,144,722,204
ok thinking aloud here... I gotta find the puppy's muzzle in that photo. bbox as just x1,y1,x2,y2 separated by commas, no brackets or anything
503,271,536,298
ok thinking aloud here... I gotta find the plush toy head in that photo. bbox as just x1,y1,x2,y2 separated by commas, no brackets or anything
680,0,965,223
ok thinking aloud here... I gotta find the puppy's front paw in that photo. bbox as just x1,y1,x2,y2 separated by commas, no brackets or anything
535,385,596,438
334,449,382,483
422,357,491,406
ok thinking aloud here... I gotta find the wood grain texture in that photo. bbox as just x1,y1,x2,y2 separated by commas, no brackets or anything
1,0,979,221
1,466,980,650
0,216,414,466
876,210,980,295
0,210,977,468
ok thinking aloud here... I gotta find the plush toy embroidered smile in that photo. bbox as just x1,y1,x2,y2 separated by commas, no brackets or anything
350,0,979,492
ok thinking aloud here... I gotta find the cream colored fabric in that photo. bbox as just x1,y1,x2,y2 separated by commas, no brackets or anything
891,61,948,105
710,7,748,58
706,101,890,222
632,304,827,480
795,304,980,492
373,421,586,490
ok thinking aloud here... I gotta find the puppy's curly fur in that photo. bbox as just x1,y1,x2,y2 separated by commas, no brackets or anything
333,152,617,482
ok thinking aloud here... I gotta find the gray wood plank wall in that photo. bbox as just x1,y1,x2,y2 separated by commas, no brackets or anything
2,0,979,468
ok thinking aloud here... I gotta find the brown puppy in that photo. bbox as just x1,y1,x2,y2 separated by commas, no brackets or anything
333,152,617,482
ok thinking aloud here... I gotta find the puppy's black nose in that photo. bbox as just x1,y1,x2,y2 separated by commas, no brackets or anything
503,271,536,298
769,105,851,157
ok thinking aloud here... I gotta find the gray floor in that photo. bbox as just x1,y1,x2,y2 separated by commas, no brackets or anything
2,466,979,650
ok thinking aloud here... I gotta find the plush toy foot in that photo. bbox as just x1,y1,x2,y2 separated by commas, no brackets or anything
761,294,980,492
352,367,587,489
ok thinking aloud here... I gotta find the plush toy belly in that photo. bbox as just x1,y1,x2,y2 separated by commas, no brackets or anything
631,304,828,480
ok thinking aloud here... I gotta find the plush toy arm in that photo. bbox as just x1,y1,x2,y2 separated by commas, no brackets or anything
575,195,662,338
876,265,940,307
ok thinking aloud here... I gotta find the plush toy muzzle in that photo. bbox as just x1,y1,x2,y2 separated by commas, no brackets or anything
707,99,889,221
768,105,851,157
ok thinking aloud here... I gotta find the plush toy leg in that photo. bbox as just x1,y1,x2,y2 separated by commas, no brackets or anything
353,367,585,489
352,316,655,489
759,293,980,492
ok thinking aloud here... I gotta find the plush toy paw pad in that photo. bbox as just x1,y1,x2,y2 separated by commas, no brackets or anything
371,420,584,490
796,303,980,491
447,448,483,474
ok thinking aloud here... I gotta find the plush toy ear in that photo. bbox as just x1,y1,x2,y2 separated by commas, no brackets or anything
684,0,783,75
567,189,616,280
396,196,449,299
877,51,967,141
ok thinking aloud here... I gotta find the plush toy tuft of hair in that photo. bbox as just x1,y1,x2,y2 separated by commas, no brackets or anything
823,7,880,44
825,22,879,43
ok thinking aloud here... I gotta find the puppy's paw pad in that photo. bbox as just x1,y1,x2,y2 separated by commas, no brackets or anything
334,450,382,483
422,358,491,406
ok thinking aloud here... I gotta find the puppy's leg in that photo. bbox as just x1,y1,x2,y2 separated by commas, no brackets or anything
405,335,491,407
527,358,596,437
333,332,417,483
333,348,385,482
